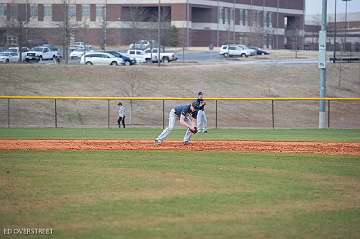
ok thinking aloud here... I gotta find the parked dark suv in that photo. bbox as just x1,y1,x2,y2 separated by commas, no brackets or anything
106,51,136,65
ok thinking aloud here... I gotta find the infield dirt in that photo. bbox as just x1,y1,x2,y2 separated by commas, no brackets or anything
1,140,359,155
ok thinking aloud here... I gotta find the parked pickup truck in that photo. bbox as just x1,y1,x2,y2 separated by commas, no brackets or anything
143,48,177,63
126,49,146,64
25,46,60,62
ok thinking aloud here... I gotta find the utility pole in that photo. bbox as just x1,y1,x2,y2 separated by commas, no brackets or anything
182,0,189,61
342,0,351,54
333,0,337,62
158,0,161,67
319,0,327,128
216,0,219,47
276,0,279,49
233,0,236,43
186,0,189,48
102,0,107,50
63,0,69,64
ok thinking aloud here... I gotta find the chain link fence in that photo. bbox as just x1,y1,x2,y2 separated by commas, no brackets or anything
0,97,360,129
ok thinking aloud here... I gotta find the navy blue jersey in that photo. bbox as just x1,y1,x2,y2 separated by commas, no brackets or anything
174,104,197,119
196,99,205,110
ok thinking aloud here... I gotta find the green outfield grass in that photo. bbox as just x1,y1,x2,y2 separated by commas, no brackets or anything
0,128,360,142
1,150,360,239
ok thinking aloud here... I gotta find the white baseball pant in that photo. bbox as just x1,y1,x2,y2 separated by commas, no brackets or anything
156,109,194,142
197,110,208,132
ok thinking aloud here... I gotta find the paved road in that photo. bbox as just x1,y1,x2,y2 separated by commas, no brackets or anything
18,51,318,66
176,51,224,62
177,51,317,65
226,59,318,65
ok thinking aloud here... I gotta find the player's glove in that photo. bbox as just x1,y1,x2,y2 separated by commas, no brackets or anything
190,127,198,134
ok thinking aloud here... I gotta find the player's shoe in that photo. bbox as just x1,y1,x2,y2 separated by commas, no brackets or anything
203,130,208,133
154,139,162,145
183,141,191,145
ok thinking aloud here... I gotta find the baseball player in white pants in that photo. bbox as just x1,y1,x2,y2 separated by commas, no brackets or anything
155,102,200,145
196,92,208,133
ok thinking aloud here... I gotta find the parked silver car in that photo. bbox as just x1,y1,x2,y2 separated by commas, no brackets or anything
80,52,124,65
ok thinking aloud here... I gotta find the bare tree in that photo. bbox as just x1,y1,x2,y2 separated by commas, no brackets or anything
123,6,174,47
4,1,30,62
122,68,144,97
124,6,157,44
248,9,264,47
54,0,81,64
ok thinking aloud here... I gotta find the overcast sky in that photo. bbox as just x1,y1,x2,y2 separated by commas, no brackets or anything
306,0,360,15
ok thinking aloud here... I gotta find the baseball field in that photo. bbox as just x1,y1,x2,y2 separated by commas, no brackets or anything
1,128,360,238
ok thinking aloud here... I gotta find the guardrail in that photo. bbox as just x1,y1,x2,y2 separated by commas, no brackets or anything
1,96,360,129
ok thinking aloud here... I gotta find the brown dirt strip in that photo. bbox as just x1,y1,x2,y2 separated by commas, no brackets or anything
0,140,360,155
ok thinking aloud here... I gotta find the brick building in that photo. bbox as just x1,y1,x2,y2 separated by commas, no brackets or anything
305,12,360,52
0,0,305,48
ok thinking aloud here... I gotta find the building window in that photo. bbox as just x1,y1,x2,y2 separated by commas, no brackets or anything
242,9,247,26
69,5,76,17
8,4,17,18
44,5,51,17
83,4,90,17
31,4,38,17
0,4,6,16
96,5,104,18
259,11,264,27
266,12,271,28
228,8,232,24
222,8,225,24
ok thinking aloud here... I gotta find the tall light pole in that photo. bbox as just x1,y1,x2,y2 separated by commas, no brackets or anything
64,0,69,64
342,0,351,54
186,0,189,48
216,0,219,47
103,0,107,50
158,0,161,67
276,0,279,49
233,0,236,43
333,0,337,62
319,0,327,128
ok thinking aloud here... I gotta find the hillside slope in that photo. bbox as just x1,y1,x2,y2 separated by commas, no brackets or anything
0,63,359,128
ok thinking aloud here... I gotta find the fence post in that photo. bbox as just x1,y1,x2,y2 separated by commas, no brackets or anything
272,100,275,129
130,99,132,126
162,100,165,129
54,99,57,128
7,98,10,128
215,100,218,129
328,100,330,128
107,99,110,129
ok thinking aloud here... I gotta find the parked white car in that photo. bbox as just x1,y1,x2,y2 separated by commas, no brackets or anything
126,49,146,64
143,48,177,63
80,52,124,65
219,45,255,57
8,47,29,60
25,46,59,62
0,52,19,63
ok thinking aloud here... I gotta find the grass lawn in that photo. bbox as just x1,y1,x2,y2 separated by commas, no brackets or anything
0,151,360,239
0,128,360,142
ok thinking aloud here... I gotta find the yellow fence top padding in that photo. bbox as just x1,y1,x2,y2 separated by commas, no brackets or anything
0,96,360,101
